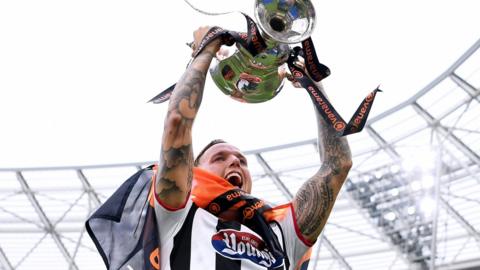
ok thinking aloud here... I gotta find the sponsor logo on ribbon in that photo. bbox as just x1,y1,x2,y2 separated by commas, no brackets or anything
303,40,322,80
351,91,375,130
306,85,345,130
334,122,346,131
242,200,264,220
209,203,221,214
226,190,244,201
293,70,303,78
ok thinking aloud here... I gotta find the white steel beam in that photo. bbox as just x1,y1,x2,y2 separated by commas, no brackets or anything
76,170,101,207
412,102,480,165
450,72,480,102
0,245,13,270
255,153,293,199
439,197,480,243
16,172,79,270
369,38,480,124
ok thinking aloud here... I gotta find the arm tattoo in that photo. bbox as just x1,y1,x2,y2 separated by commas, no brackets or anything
169,68,206,120
318,124,351,175
156,52,213,204
157,145,193,198
294,82,352,240
296,175,334,236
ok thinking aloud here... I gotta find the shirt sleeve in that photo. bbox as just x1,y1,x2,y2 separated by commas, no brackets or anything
271,203,313,270
153,182,193,244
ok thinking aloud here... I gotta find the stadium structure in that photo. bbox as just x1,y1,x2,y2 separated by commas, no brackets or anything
0,38,479,270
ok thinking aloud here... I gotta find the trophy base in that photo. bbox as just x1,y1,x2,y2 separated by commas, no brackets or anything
210,45,285,103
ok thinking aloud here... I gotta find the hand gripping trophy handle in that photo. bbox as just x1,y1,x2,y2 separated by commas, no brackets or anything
150,0,382,137
209,0,316,103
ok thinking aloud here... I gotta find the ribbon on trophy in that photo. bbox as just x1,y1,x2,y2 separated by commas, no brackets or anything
148,14,264,104
149,13,381,137
287,44,382,136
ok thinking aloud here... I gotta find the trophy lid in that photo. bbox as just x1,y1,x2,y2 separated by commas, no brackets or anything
254,0,316,44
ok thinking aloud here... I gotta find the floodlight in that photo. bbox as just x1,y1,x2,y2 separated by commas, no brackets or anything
384,211,397,221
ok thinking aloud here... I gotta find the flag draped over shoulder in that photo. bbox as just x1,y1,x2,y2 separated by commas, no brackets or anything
85,166,160,270
86,166,286,270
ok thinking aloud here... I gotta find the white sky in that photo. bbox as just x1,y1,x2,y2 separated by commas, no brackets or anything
0,0,479,168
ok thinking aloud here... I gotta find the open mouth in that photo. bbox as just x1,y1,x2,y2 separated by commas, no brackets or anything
225,172,243,188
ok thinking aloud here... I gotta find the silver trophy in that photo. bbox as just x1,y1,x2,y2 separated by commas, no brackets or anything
209,0,316,103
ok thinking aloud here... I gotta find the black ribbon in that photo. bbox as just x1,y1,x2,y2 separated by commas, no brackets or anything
299,38,331,82
148,14,266,104
149,13,381,136
287,45,382,136
191,14,266,59
148,83,175,104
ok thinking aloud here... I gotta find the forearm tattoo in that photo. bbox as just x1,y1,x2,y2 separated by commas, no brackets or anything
295,83,352,239
296,175,334,236
156,53,213,202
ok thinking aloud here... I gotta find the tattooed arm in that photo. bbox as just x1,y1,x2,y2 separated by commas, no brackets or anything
156,27,221,208
292,82,352,242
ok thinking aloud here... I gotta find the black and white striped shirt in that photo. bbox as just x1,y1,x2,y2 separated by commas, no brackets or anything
155,198,312,270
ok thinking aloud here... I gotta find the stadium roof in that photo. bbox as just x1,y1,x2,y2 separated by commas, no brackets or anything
1,38,479,269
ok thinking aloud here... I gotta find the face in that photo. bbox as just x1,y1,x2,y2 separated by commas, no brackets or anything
197,143,252,193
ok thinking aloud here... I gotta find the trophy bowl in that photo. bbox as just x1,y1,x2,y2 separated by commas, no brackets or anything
209,0,316,103
255,0,316,44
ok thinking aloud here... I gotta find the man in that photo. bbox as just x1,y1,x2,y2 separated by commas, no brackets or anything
154,26,352,269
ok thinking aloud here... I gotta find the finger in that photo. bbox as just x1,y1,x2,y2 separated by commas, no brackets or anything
292,81,302,88
286,76,302,88
186,41,196,51
187,41,197,57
